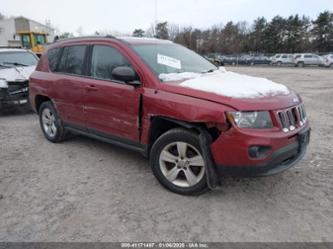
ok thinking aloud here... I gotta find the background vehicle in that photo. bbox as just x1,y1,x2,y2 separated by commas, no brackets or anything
0,16,54,56
17,31,49,55
0,48,38,109
271,54,294,65
204,54,224,66
294,53,323,67
29,37,310,195
236,55,253,65
321,54,333,67
248,55,271,65
221,55,238,65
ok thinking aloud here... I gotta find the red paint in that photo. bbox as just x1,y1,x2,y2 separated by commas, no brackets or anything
29,37,309,169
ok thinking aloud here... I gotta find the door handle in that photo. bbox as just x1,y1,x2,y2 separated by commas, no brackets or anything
85,85,98,91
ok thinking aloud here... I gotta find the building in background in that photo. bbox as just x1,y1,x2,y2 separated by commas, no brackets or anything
0,16,54,55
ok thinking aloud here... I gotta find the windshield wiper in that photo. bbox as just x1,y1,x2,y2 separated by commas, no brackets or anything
201,68,217,74
3,62,29,67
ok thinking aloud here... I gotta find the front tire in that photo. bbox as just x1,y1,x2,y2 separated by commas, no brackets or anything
150,128,209,195
39,101,67,143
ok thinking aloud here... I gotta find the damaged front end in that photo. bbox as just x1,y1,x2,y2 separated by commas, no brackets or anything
0,79,29,108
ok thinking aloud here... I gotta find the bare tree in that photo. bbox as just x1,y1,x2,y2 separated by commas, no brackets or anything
145,23,156,38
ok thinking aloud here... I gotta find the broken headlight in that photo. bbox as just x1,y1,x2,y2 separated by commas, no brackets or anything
228,111,273,128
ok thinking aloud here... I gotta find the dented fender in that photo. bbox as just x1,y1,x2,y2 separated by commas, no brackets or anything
140,88,235,144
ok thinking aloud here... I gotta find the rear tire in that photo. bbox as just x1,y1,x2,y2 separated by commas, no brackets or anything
39,101,67,143
150,128,209,195
297,62,304,67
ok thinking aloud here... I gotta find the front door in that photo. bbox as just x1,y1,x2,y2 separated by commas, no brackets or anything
82,44,141,142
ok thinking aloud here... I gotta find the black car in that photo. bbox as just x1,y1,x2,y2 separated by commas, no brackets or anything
250,55,271,65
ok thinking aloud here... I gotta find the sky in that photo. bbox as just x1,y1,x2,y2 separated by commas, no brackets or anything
1,0,333,35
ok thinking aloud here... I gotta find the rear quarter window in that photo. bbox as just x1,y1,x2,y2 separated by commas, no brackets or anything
47,48,62,72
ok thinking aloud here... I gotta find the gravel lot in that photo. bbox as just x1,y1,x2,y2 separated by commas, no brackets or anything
0,67,332,242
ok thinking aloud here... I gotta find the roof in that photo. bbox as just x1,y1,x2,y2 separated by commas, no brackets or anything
53,36,173,45
0,48,29,53
15,16,55,31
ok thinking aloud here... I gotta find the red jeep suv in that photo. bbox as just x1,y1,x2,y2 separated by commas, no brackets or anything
29,36,310,195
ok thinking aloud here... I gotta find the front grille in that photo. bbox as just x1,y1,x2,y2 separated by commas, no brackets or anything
277,104,307,132
0,81,29,101
7,81,28,94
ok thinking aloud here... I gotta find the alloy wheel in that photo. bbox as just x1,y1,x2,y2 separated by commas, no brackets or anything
159,141,205,188
42,108,57,138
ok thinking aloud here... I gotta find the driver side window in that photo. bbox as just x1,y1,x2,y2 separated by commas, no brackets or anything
90,45,131,81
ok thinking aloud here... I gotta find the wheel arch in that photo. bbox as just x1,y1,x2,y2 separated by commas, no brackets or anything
35,95,51,113
147,116,222,154
148,116,222,189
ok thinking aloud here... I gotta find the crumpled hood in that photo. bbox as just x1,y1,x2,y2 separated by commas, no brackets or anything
159,70,301,111
0,66,36,82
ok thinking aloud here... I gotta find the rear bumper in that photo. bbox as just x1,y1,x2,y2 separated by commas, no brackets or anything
211,125,310,177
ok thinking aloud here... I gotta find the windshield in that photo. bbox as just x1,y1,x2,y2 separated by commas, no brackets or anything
34,34,46,45
0,51,38,68
132,43,217,81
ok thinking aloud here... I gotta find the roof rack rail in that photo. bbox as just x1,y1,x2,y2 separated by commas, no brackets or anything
54,35,118,43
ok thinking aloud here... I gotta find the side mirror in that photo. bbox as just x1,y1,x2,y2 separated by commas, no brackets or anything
111,66,140,86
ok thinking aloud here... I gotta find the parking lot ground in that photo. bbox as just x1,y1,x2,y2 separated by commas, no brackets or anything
0,67,332,242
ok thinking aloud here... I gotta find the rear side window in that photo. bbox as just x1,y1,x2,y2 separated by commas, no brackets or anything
90,45,131,80
282,55,287,58
304,55,312,58
57,45,87,75
47,48,62,72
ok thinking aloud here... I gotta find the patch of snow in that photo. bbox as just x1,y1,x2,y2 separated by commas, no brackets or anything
161,68,289,99
159,67,226,82
0,66,36,82
159,72,202,82
218,66,227,73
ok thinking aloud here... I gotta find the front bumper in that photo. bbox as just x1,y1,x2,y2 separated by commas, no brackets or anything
0,88,29,106
211,125,310,177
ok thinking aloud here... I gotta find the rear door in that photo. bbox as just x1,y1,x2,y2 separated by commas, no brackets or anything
51,45,88,127
82,44,141,142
